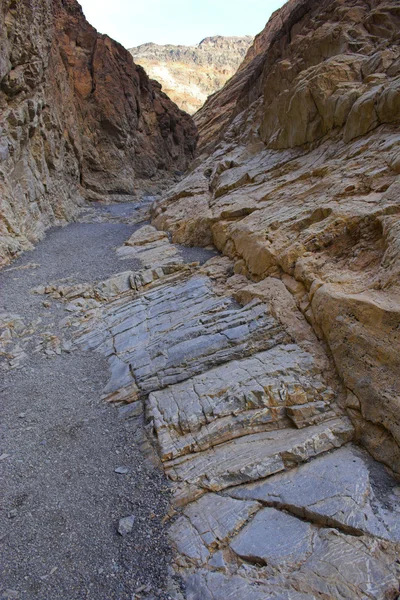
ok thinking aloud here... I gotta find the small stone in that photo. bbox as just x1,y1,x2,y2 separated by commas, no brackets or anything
0,453,10,460
42,301,51,308
135,585,148,593
32,286,46,295
2,590,20,599
17,413,26,419
117,515,136,535
62,341,72,353
8,509,17,519
65,303,77,312
114,466,129,474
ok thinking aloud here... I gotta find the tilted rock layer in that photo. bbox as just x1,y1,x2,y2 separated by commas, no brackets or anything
152,0,400,479
0,0,197,266
59,220,400,599
129,36,254,114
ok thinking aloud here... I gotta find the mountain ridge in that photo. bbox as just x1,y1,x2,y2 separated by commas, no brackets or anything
129,35,254,114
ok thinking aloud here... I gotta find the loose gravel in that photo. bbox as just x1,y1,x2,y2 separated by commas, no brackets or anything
0,202,193,600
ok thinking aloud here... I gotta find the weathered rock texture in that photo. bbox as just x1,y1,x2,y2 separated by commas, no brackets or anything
152,0,400,481
0,0,197,267
4,0,400,596
56,222,400,599
129,36,253,114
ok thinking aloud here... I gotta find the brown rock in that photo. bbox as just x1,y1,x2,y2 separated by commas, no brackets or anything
0,0,197,267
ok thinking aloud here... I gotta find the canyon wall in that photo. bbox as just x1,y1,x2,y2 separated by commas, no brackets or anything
130,36,254,115
153,0,400,474
0,0,197,267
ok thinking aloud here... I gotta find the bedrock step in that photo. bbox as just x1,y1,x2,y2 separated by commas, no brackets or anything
169,444,400,600
164,417,354,506
148,344,338,461
75,274,290,401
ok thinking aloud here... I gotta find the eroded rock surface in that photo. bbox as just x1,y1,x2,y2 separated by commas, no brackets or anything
57,221,400,599
0,0,197,267
152,0,400,477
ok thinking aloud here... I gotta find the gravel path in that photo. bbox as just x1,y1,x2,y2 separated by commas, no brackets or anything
0,202,211,600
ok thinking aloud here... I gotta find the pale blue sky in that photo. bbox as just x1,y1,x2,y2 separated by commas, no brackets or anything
79,0,286,48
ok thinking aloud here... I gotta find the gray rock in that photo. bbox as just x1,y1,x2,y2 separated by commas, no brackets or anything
76,276,290,399
95,272,134,300
114,466,129,474
169,493,259,565
185,571,306,600
117,401,143,420
229,445,400,542
183,493,259,549
0,141,9,162
230,507,314,567
208,550,226,569
117,515,136,536
148,344,336,460
166,417,354,505
168,516,210,564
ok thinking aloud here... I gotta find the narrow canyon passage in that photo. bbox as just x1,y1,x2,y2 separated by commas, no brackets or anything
2,196,400,600
2,0,400,598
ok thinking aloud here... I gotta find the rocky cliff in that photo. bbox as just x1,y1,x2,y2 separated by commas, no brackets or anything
0,0,197,267
129,36,254,114
152,0,400,481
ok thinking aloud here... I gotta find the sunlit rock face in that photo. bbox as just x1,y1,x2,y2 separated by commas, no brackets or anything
129,36,254,115
0,0,197,266
152,0,400,477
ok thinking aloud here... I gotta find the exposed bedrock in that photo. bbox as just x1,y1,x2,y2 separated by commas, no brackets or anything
0,0,197,266
56,223,400,599
152,0,400,475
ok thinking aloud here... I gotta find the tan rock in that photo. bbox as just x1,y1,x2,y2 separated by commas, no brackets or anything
153,0,400,473
129,37,254,115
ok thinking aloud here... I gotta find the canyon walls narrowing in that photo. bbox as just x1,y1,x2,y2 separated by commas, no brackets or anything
0,0,197,266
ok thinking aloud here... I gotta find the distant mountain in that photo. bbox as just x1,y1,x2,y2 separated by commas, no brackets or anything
129,36,254,114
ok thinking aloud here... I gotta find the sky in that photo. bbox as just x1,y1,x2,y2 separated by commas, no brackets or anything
78,0,287,48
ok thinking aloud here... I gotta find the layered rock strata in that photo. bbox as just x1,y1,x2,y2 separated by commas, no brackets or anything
152,0,400,478
0,0,197,267
129,36,254,115
46,222,400,599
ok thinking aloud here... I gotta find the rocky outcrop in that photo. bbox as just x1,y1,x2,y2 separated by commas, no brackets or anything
0,0,197,267
50,220,400,599
129,36,253,114
152,0,400,484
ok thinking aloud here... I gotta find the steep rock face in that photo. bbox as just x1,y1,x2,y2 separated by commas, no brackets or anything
129,36,253,114
152,0,400,474
0,0,197,266
194,1,313,154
